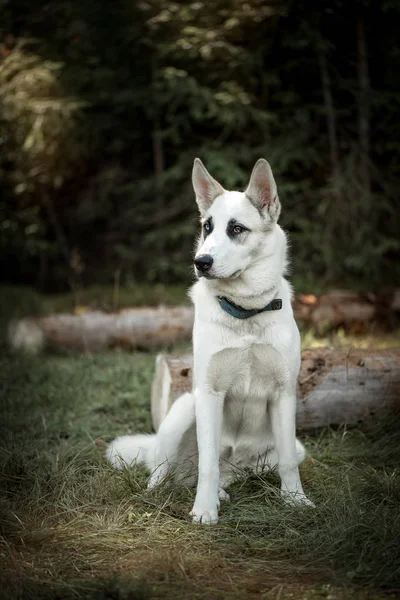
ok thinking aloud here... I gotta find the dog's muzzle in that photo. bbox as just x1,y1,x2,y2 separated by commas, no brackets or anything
194,254,213,274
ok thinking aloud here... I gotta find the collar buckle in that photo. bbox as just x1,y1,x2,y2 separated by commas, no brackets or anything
270,299,282,311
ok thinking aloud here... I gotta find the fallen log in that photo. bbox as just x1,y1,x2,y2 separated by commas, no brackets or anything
292,289,399,333
7,288,400,353
151,348,400,431
8,306,194,353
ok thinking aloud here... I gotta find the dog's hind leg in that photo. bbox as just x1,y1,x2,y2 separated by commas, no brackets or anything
218,487,230,502
148,392,196,488
107,392,196,487
261,438,306,471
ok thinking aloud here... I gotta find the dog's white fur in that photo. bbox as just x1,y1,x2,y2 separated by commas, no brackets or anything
107,158,313,523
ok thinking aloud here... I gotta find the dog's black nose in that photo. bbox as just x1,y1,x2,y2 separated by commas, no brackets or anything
194,254,213,272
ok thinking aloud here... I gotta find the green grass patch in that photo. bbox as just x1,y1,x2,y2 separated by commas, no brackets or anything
1,350,399,599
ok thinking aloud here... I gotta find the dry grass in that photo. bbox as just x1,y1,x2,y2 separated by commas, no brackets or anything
1,348,399,599
301,326,400,350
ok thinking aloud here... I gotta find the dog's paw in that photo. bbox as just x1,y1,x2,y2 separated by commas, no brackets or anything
281,489,315,508
218,487,230,502
190,504,219,525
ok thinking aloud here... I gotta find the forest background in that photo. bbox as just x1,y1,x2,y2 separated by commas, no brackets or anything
1,0,399,297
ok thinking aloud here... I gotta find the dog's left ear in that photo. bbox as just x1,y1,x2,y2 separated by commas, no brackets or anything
192,158,225,215
245,159,281,221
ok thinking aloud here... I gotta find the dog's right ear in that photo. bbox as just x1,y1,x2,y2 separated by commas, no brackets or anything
245,159,281,222
192,158,225,215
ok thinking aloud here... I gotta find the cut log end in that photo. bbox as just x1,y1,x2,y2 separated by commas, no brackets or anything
151,354,193,431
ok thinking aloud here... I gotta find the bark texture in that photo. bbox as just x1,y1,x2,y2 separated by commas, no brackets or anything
151,349,400,432
8,307,194,352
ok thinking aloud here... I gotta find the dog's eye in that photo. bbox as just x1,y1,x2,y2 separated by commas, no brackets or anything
233,225,244,234
204,222,211,233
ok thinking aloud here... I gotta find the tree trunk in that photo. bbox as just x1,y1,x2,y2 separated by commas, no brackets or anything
357,13,371,204
152,117,165,181
152,115,166,282
151,349,400,432
42,188,71,271
318,46,339,179
152,50,166,282
317,43,341,277
41,188,80,295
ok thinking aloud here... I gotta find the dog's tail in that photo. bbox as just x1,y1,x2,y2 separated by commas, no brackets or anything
106,434,156,471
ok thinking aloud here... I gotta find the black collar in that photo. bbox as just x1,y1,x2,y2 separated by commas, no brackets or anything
217,296,282,319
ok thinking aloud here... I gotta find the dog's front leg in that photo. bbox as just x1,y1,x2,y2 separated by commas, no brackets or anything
269,389,314,507
190,386,224,524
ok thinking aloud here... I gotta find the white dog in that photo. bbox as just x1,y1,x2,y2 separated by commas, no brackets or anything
107,158,314,524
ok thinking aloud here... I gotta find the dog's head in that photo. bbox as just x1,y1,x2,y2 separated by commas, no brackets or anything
192,158,281,280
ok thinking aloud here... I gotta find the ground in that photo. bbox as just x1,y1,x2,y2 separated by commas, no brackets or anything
1,339,399,599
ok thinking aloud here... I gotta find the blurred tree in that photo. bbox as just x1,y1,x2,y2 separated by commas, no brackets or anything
0,0,399,291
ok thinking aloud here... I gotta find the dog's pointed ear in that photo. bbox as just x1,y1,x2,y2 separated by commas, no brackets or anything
245,159,281,221
192,158,225,215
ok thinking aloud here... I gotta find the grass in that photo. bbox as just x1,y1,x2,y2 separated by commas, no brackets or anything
1,348,399,599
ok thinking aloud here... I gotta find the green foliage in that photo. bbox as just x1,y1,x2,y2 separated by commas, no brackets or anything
1,0,400,290
0,40,84,190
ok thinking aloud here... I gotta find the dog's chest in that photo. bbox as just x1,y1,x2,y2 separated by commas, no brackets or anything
221,343,283,440
220,371,273,464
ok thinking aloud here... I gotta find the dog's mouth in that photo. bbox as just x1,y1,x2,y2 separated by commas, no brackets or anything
196,268,242,280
